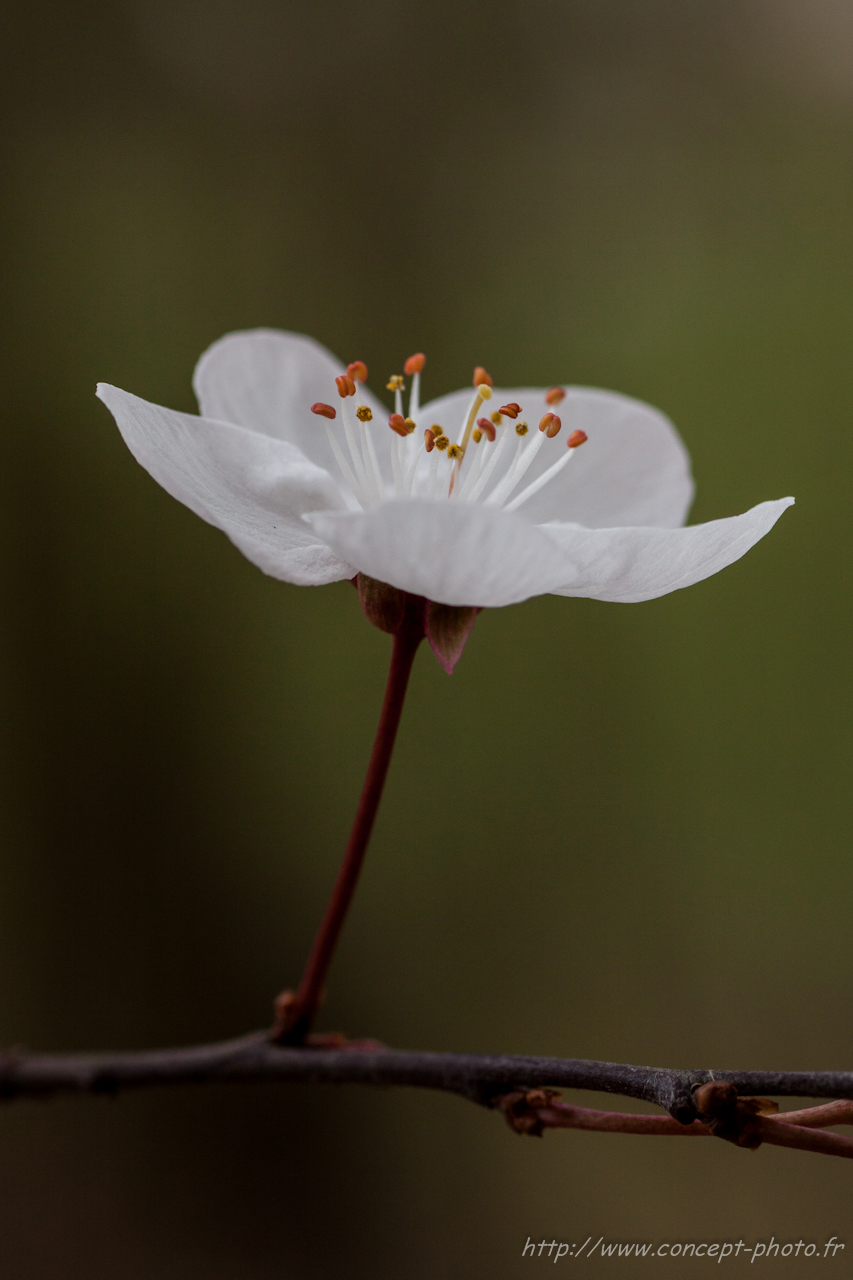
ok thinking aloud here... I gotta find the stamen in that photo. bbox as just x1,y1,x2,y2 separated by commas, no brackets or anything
515,422,528,436
490,411,503,426
347,361,368,384
427,437,442,498
404,418,416,434
339,394,374,499
311,402,336,420
466,421,512,502
336,374,356,398
406,355,425,420
539,412,561,439
473,367,493,387
476,417,496,441
504,429,586,513
356,406,373,422
433,433,449,450
389,414,409,437
447,444,463,459
457,426,492,500
424,428,436,452
545,386,566,406
499,402,521,419
486,419,549,507
456,382,492,464
386,375,404,391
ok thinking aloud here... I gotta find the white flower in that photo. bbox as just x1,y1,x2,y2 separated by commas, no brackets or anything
97,329,793,611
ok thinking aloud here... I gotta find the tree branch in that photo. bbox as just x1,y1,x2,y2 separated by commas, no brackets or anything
2,1029,853,1159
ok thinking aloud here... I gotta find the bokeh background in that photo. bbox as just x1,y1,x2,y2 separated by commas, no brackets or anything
0,0,851,1274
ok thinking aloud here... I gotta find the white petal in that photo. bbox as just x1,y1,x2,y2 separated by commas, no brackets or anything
98,383,354,585
192,328,391,480
546,498,794,603
307,499,578,608
419,386,694,528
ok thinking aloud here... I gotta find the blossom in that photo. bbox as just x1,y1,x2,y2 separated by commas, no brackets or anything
98,329,793,618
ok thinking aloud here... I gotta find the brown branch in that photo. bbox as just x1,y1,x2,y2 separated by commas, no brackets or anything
2,1032,853,1157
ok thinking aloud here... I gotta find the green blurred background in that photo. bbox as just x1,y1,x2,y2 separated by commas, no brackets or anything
0,0,850,1274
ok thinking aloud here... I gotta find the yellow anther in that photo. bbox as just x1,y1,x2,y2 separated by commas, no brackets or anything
387,375,405,391
447,443,463,459
490,411,503,425
434,434,449,451
404,417,416,434
472,428,482,444
356,405,373,422
516,422,529,436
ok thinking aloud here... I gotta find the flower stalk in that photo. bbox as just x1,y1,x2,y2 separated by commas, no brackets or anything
274,595,425,1043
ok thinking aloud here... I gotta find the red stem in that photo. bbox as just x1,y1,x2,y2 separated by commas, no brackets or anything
278,609,424,1042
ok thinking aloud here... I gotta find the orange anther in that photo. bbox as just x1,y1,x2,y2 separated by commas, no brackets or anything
498,402,521,419
424,427,436,452
336,374,356,397
473,366,493,388
389,414,409,437
567,429,588,449
311,402,336,419
404,353,426,375
476,417,496,442
545,386,566,406
539,412,561,438
346,361,368,384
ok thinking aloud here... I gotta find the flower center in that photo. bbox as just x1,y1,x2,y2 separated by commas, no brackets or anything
309,355,587,513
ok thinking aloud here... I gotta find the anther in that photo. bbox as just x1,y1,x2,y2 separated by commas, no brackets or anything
387,374,405,391
447,443,463,459
515,421,528,436
434,434,449,451
478,384,492,400
404,417,416,434
356,406,373,422
473,367,493,388
346,361,368,384
539,412,561,438
336,374,356,397
545,386,566,406
311,402,336,420
490,411,503,425
472,429,482,443
404,353,426,375
499,402,521,419
389,413,409,437
476,417,496,442
424,427,436,452
567,429,588,449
